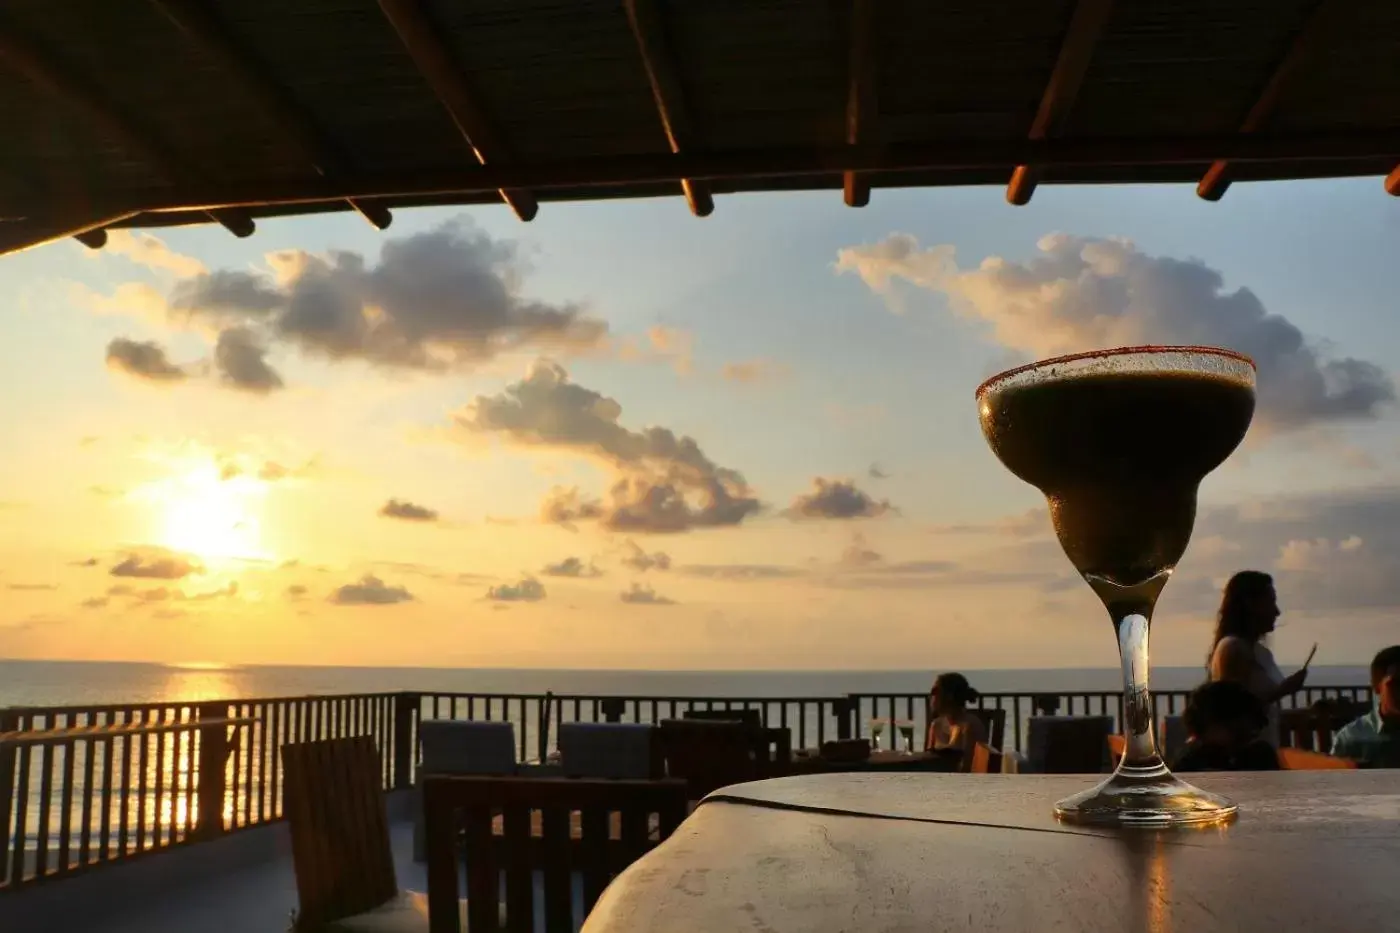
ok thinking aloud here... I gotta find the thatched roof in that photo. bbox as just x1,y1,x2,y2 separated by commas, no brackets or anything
1,0,1397,255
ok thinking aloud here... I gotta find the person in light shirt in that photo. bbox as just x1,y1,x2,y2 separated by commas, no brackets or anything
1331,646,1400,768
925,672,987,771
1207,570,1309,746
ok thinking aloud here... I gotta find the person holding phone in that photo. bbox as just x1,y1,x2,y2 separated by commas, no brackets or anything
1207,570,1311,747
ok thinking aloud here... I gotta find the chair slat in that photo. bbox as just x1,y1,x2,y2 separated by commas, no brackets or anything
541,806,573,933
502,805,534,933
579,805,610,908
464,805,499,933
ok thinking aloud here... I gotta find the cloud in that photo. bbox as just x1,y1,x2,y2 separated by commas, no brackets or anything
619,326,694,375
620,582,675,605
103,230,206,277
379,498,440,523
459,361,761,533
286,584,308,600
541,556,602,578
539,487,604,529
931,509,1048,538
620,539,671,572
166,218,606,375
676,564,804,581
105,338,187,383
1276,535,1364,573
868,463,889,480
837,233,1395,430
80,596,109,609
487,577,546,601
71,557,100,568
214,327,283,393
6,583,57,591
721,358,788,384
839,533,884,568
110,551,202,580
786,478,893,520
329,574,414,605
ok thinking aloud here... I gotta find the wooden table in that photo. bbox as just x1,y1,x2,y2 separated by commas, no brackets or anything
785,749,960,774
582,772,1400,932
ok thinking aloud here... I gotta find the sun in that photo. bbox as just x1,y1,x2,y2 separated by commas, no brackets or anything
155,465,272,564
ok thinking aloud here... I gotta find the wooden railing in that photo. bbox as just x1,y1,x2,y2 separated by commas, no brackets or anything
0,683,1372,892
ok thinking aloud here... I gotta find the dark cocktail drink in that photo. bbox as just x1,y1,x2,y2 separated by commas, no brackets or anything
977,347,1256,827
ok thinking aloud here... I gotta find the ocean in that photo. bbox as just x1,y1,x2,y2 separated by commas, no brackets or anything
0,659,1369,710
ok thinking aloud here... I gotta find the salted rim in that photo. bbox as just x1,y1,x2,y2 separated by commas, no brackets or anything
975,345,1256,399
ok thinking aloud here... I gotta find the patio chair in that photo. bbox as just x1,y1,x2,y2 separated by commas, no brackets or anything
970,742,1003,774
557,723,662,779
281,735,472,932
968,707,1007,751
656,719,768,799
1279,747,1359,770
413,721,518,861
681,708,763,727
1025,715,1114,773
422,775,689,933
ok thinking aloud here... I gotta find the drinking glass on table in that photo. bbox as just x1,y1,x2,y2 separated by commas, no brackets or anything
977,346,1256,827
869,717,887,752
896,720,916,755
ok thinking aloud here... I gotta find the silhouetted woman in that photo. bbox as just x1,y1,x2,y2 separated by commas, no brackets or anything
1207,570,1308,746
926,672,987,770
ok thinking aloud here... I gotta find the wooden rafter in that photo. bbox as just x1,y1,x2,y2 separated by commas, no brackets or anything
0,20,254,239
843,0,877,208
148,0,391,230
59,129,1400,223
0,211,138,257
1007,0,1116,206
624,0,713,217
376,0,537,222
1198,0,1335,201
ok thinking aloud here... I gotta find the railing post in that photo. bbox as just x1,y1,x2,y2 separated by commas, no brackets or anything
393,692,418,789
0,708,19,882
600,699,624,723
194,701,230,841
834,697,854,741
538,692,553,763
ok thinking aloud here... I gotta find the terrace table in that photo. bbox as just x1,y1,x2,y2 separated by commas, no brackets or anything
581,771,1400,932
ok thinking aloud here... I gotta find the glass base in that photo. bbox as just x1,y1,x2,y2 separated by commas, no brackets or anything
1054,761,1237,828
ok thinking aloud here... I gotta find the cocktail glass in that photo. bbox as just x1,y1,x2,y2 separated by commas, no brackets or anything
896,720,916,755
869,718,887,752
976,346,1256,827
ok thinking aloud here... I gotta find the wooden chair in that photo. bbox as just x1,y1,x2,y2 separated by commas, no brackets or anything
656,719,769,799
1279,747,1359,770
682,708,763,727
969,708,1007,752
970,742,1003,774
423,775,689,933
1106,734,1126,768
282,735,470,932
1281,700,1370,752
1028,716,1113,774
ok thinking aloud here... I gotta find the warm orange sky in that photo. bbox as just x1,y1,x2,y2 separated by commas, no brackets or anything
3,184,1399,669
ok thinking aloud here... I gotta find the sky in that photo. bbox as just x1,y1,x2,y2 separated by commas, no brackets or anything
1,178,1399,671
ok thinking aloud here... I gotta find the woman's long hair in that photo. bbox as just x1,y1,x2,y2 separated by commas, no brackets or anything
1209,570,1274,665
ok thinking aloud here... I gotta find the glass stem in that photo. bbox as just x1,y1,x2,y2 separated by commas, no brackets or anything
1088,571,1170,773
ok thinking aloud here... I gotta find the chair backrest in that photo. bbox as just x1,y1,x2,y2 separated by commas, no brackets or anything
1027,716,1114,774
1160,715,1188,763
419,719,517,774
969,707,1007,751
1279,747,1359,770
970,742,1002,774
683,708,763,727
558,722,662,779
1282,701,1371,752
1106,734,1126,768
422,775,689,933
657,719,767,798
281,736,397,929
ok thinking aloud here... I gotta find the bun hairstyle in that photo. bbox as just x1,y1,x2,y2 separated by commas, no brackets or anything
934,672,979,707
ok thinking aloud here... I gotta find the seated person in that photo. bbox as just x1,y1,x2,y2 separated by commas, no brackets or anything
1332,645,1400,768
925,672,987,770
1172,681,1279,772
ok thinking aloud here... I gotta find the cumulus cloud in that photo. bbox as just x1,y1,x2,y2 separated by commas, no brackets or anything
103,230,206,277
72,557,100,568
105,338,187,383
837,233,1394,430
620,582,675,605
459,361,761,533
620,539,671,573
1276,535,1364,572
166,219,606,376
540,487,604,529
379,498,440,522
721,358,788,384
786,478,892,520
214,327,283,393
541,556,601,578
840,533,884,568
329,574,414,605
80,596,109,610
487,577,546,601
110,551,202,580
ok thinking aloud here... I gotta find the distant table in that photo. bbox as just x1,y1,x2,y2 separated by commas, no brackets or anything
582,772,1400,932
786,749,960,774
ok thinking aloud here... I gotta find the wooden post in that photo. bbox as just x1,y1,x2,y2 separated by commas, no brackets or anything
834,698,854,741
393,692,418,789
538,692,553,763
194,702,229,840
0,708,19,881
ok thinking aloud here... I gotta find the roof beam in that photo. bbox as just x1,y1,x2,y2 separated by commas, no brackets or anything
843,0,877,208
0,21,254,240
1197,1,1335,201
624,0,713,217
376,0,537,221
148,0,391,230
1007,0,1116,205
95,129,1400,220
0,210,139,258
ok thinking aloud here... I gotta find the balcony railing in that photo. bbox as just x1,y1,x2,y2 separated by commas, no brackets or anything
0,684,1371,892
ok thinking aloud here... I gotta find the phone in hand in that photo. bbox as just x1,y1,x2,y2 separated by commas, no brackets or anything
1304,643,1318,669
